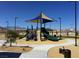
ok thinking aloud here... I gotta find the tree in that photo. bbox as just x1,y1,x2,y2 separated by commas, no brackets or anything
7,30,19,46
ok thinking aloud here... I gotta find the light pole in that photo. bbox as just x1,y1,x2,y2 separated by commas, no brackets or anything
6,21,9,41
75,1,77,46
59,17,61,39
14,17,18,32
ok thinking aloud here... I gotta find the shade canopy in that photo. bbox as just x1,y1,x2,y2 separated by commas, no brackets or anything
26,12,55,23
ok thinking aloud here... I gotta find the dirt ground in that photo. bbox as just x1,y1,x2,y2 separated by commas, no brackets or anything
16,39,67,44
48,44,79,58
0,46,32,53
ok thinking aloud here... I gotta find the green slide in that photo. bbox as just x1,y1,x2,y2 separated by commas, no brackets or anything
19,34,26,39
41,27,61,41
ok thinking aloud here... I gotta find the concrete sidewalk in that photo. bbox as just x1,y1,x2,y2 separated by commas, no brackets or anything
0,40,6,46
0,39,75,58
20,39,75,58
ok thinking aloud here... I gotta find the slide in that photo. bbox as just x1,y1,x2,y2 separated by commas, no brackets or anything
19,32,37,41
41,27,61,41
19,30,31,39
19,34,27,39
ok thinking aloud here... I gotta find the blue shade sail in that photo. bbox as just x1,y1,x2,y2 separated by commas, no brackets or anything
26,12,55,23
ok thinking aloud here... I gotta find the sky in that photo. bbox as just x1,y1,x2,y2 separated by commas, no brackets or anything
0,1,79,30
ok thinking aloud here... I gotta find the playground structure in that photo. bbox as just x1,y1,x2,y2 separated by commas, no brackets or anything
25,12,61,41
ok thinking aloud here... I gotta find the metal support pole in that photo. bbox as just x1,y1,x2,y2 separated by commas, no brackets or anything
14,17,18,32
40,19,42,41
75,1,77,46
52,29,53,36
6,21,9,41
37,20,38,30
59,17,61,39
31,25,33,31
